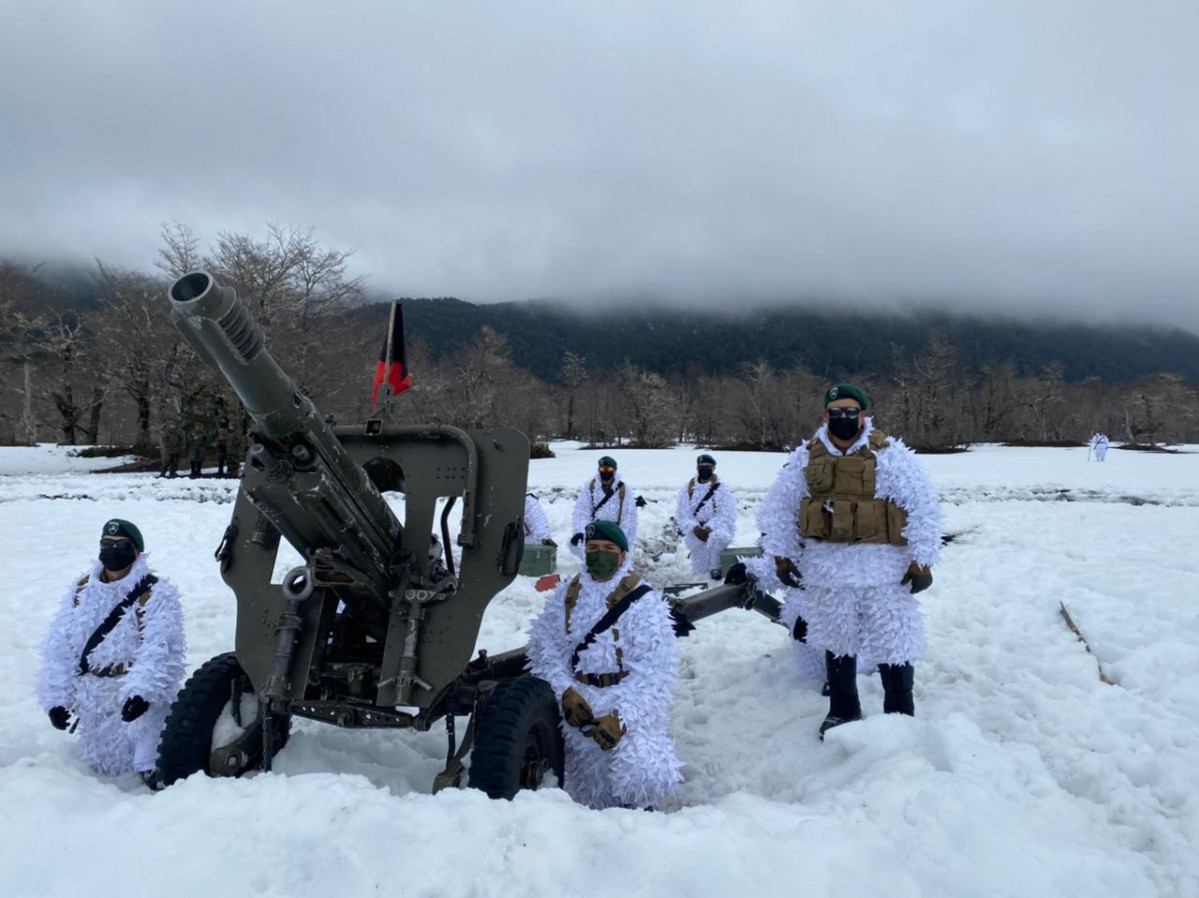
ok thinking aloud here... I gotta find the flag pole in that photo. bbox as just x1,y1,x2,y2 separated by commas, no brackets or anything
382,299,398,420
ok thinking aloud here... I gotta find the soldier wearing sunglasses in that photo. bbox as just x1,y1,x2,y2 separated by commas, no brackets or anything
757,384,942,737
37,519,186,788
569,456,640,558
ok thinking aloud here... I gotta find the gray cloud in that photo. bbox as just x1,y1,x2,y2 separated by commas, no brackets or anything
2,1,1197,329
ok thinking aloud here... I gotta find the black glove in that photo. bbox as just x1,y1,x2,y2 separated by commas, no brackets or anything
792,615,809,643
570,532,584,547
901,563,933,594
49,706,71,731
634,496,647,508
541,538,557,547
724,562,748,585
121,695,150,722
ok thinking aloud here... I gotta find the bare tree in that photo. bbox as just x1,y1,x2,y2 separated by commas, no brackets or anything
559,351,587,439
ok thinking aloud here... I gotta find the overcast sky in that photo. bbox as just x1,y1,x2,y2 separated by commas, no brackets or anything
2,1,1197,329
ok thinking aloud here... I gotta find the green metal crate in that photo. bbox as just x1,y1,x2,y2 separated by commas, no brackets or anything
720,545,763,576
519,544,558,577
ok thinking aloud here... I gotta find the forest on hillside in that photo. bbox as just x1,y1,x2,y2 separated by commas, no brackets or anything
3,223,1198,453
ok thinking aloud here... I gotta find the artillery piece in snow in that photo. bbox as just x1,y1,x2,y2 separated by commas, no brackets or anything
157,271,779,797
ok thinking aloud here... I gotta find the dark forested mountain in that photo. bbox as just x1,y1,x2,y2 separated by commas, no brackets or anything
344,297,1199,385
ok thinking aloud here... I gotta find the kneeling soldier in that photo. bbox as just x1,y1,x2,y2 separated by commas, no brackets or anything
37,519,187,786
526,521,682,810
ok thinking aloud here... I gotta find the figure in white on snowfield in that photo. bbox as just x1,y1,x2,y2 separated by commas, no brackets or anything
758,384,942,738
1089,432,1110,462
676,453,737,579
38,519,186,786
524,492,556,546
527,521,682,810
570,456,640,558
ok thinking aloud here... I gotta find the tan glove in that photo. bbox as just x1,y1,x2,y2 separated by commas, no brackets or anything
774,555,802,588
561,687,594,729
584,711,626,751
692,524,711,542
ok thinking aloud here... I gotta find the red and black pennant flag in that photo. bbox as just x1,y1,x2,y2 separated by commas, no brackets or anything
371,300,411,405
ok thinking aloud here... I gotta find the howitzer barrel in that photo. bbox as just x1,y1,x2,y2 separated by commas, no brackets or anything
169,272,307,438
167,271,403,592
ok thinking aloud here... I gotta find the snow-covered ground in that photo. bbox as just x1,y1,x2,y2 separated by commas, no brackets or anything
1,442,1196,897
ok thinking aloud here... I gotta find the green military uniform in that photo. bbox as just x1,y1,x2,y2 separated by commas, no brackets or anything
160,421,184,478
186,423,209,478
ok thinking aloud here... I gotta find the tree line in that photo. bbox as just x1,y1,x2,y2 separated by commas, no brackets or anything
3,223,1198,453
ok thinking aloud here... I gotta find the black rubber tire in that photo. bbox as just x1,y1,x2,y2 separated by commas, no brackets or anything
468,676,565,799
156,652,291,787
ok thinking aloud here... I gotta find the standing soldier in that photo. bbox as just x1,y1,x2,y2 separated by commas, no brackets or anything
186,420,209,479
159,419,183,479
213,416,231,477
38,519,186,787
526,521,682,810
675,453,737,579
570,456,640,557
224,418,245,478
758,384,942,738
1089,432,1110,462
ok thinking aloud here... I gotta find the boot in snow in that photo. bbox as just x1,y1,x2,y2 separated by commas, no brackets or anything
879,663,915,716
819,651,862,739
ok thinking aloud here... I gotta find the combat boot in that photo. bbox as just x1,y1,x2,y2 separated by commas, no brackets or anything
819,651,862,739
878,663,915,716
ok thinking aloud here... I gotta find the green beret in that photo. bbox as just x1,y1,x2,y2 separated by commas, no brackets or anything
824,383,870,410
102,518,144,551
598,456,617,469
697,454,716,466
584,520,628,551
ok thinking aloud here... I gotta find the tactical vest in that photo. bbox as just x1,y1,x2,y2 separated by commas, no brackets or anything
563,572,642,687
799,431,909,546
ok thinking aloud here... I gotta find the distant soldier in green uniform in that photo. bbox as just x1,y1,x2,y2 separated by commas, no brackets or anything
213,416,237,477
215,416,245,478
186,420,209,479
159,419,183,479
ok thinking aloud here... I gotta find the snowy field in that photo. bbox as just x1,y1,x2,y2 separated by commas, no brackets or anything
1,442,1197,897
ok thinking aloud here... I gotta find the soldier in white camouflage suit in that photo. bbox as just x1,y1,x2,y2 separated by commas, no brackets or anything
758,384,942,738
527,521,682,809
675,453,737,579
569,456,640,558
38,519,186,786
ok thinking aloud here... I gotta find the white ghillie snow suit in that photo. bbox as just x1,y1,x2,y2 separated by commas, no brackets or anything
570,474,638,558
675,475,737,576
1090,433,1109,462
757,420,941,667
38,555,186,775
526,560,682,809
524,493,553,543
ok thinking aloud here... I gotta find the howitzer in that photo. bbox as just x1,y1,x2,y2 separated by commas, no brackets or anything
157,272,785,798
158,272,534,789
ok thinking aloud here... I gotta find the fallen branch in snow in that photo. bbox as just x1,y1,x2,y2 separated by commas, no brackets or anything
1059,601,1116,686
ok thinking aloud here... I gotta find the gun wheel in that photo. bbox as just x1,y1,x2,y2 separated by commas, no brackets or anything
156,652,291,787
468,676,564,799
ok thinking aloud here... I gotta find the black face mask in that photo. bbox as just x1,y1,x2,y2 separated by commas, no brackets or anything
696,465,714,482
99,542,137,572
828,416,862,442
